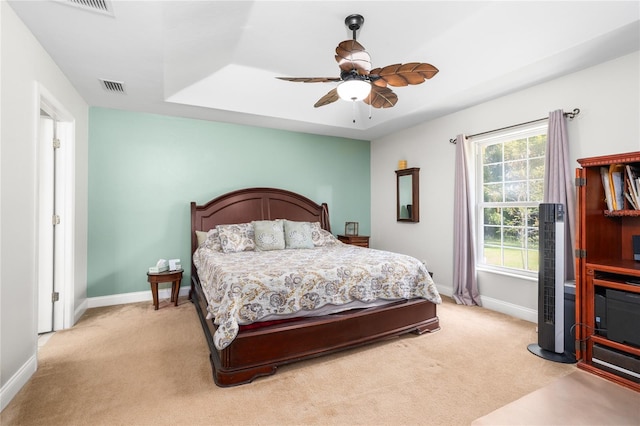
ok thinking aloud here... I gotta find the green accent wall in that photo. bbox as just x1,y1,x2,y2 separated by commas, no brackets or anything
88,108,370,297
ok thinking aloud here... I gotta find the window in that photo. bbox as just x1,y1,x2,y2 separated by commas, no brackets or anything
475,123,547,275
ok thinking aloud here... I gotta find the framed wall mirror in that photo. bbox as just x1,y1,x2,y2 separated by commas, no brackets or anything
395,167,420,222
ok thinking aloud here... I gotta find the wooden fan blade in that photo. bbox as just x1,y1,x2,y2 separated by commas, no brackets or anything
277,77,341,83
335,40,366,59
363,86,398,108
370,63,439,87
335,40,371,73
314,88,339,108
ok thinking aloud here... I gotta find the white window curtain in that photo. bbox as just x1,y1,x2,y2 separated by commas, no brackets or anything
453,134,481,306
543,110,576,281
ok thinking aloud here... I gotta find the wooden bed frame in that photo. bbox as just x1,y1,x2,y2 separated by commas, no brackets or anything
190,187,440,386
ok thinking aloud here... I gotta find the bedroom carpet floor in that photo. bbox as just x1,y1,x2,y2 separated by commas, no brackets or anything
2,295,636,425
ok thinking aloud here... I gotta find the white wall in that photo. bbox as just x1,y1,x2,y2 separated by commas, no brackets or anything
0,2,88,410
371,51,640,321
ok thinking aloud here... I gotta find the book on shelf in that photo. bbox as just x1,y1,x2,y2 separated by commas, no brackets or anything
601,167,614,211
601,164,640,211
625,164,640,210
608,164,624,210
625,192,638,210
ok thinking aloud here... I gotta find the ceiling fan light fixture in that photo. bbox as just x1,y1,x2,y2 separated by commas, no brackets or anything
277,13,438,111
337,79,371,102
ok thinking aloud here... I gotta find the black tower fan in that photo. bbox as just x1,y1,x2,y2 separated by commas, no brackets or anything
528,203,576,363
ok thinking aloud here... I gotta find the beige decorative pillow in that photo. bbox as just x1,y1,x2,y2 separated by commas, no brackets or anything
252,220,285,251
195,230,209,246
216,223,255,253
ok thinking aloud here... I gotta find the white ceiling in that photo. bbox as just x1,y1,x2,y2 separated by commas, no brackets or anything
8,0,640,140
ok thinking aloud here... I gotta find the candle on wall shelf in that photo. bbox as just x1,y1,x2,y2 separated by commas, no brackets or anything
398,160,407,170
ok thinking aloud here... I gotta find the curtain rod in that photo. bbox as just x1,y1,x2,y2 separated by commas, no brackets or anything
448,108,580,144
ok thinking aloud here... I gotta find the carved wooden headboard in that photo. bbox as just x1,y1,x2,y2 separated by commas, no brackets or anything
190,187,330,257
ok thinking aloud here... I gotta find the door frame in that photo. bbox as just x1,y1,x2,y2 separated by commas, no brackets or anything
36,84,76,331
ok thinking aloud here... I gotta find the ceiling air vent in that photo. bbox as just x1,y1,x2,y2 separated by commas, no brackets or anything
56,0,114,16
99,79,126,94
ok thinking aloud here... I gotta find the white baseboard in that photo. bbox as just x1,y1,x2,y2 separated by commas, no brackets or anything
0,354,37,412
479,295,537,323
436,284,453,298
74,298,88,325
87,286,190,309
436,284,536,323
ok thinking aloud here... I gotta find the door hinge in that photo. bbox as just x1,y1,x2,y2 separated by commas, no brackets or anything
53,138,61,149
52,214,60,225
575,249,586,258
575,177,586,187
52,292,59,302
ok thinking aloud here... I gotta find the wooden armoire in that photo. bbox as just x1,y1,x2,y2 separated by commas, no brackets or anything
575,151,640,392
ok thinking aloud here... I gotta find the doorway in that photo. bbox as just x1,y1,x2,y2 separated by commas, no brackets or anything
37,90,75,334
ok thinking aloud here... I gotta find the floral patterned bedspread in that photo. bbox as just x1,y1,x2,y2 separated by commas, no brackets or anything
193,242,441,350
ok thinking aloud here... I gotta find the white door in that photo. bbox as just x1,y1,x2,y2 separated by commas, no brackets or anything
37,109,67,334
37,88,76,334
37,112,56,333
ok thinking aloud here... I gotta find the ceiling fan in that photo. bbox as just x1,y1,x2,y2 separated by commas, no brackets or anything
277,14,439,110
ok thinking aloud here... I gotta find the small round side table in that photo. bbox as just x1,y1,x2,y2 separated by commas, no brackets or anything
146,269,183,310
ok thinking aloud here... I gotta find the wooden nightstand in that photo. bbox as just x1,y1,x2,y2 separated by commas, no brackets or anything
146,269,183,310
337,235,370,248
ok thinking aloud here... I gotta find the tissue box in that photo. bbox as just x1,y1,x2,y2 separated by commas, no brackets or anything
169,259,181,271
148,264,169,273
149,259,169,273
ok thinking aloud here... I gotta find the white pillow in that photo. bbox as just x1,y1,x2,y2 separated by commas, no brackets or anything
284,220,315,249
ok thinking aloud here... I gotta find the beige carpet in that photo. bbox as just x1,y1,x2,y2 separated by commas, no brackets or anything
2,296,578,425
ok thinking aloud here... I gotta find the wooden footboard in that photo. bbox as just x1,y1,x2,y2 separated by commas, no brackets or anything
192,276,439,387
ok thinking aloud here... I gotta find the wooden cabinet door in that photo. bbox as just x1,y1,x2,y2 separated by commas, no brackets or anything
575,166,586,360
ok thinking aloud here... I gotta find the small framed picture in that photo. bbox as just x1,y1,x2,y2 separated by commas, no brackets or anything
345,222,359,236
